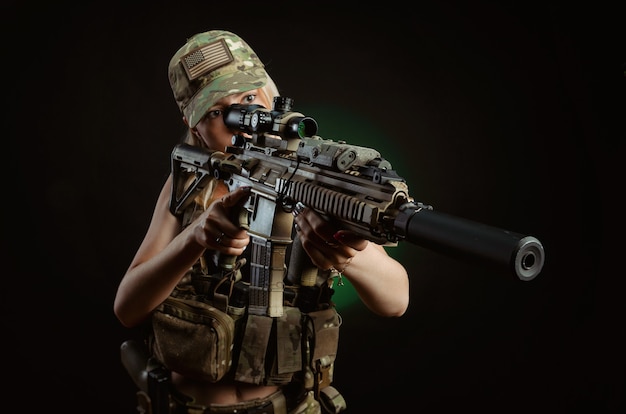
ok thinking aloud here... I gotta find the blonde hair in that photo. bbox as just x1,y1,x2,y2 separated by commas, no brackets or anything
182,75,280,208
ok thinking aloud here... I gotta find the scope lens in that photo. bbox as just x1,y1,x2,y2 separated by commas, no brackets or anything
297,117,318,138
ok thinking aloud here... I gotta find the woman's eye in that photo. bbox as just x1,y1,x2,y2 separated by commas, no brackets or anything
206,109,222,119
244,94,256,103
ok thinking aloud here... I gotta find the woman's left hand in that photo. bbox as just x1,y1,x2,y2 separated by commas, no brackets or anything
292,203,368,273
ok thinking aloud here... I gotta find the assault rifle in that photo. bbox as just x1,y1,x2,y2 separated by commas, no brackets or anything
169,97,545,317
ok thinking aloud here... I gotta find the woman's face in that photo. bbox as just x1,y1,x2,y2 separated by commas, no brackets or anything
192,89,272,151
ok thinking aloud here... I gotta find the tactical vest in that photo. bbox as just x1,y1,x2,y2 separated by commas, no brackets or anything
148,183,345,409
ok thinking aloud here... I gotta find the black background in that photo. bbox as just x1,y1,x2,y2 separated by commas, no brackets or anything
2,1,624,412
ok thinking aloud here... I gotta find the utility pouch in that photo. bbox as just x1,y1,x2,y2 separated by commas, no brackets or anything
306,308,342,395
268,306,303,385
234,314,273,385
150,296,235,382
234,306,303,386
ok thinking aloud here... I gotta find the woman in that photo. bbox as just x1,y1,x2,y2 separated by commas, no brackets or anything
114,30,409,414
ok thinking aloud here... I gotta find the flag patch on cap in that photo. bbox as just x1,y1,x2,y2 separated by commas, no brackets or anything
181,39,234,81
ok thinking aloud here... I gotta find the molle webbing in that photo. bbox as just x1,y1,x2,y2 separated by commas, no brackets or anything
234,306,303,385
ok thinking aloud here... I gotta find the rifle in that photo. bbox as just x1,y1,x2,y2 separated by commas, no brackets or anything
169,97,545,317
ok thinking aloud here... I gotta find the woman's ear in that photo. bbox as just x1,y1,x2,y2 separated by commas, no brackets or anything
183,116,202,138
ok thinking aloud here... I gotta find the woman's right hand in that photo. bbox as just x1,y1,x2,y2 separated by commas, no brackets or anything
191,186,252,256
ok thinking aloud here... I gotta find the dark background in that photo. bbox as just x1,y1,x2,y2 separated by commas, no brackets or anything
2,1,624,412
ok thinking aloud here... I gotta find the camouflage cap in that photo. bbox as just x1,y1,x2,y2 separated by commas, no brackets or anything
168,30,268,127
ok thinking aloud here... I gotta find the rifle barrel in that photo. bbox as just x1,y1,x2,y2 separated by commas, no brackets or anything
394,205,544,281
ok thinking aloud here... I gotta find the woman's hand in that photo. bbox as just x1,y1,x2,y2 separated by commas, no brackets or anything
191,186,252,255
292,202,368,273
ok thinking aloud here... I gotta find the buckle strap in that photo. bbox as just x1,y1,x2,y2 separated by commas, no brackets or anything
174,389,287,414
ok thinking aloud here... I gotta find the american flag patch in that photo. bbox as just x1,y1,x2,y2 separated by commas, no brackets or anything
181,39,234,80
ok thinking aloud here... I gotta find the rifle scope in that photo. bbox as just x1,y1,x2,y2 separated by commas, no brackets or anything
223,97,318,139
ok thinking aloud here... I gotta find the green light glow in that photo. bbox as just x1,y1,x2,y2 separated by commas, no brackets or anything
297,120,305,138
296,103,416,310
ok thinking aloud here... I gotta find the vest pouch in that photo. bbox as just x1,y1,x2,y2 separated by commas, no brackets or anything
308,308,341,367
151,296,235,382
307,308,342,392
234,307,303,386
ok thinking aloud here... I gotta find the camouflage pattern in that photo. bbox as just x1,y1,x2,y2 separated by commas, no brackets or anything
276,307,303,375
289,391,321,414
234,314,273,384
267,306,302,385
308,309,340,364
168,30,268,127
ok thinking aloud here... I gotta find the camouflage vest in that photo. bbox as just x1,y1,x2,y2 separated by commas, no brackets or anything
149,184,344,407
